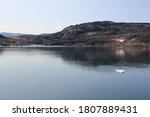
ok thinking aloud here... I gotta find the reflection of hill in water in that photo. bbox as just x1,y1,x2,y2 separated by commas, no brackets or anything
0,48,4,55
37,47,150,67
1,47,150,67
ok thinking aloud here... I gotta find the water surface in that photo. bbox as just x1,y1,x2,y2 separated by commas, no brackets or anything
0,47,150,99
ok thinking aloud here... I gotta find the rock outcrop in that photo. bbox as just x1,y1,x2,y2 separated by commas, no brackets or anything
32,21,150,47
1,21,150,47
0,34,14,46
0,34,24,46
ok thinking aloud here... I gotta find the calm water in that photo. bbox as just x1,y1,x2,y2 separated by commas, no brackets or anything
0,47,150,100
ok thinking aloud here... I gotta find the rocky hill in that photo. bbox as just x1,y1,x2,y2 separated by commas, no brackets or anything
0,34,6,38
1,21,150,47
0,34,22,46
31,21,150,47
0,34,13,46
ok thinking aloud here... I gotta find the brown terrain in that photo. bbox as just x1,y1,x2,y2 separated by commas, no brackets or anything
1,21,150,47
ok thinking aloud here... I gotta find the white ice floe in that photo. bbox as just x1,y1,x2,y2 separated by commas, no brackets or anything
115,69,125,74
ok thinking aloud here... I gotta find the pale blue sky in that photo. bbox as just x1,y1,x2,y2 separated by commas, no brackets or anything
0,0,150,34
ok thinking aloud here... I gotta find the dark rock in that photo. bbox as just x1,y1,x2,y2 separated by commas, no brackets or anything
31,21,150,47
0,34,18,46
1,21,150,47
0,34,6,38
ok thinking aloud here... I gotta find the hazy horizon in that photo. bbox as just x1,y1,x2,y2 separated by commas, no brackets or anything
0,0,150,34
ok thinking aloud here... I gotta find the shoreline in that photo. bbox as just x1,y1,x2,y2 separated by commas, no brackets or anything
0,44,150,49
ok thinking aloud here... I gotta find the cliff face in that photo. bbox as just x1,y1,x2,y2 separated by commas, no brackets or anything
1,21,150,46
32,21,150,47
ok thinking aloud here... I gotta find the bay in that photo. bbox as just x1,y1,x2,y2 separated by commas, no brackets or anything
0,47,150,99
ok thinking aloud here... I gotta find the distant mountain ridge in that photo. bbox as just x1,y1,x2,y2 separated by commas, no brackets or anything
0,32,24,36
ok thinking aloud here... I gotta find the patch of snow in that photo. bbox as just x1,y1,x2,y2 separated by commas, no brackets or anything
116,38,125,43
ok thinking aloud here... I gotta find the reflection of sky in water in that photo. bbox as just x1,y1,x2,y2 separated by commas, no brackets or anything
0,47,150,100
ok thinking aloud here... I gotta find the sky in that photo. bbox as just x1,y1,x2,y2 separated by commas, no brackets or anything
0,0,150,34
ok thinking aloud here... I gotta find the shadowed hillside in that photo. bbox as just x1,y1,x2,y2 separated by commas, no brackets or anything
1,21,150,47
31,21,150,47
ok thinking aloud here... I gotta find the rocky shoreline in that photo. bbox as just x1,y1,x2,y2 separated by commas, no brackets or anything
1,21,150,47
